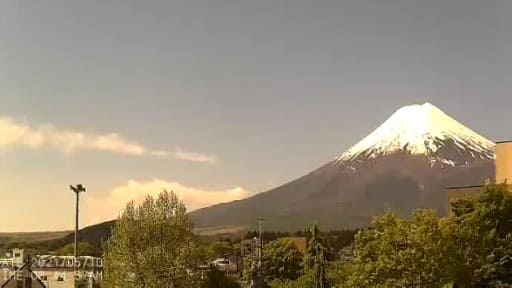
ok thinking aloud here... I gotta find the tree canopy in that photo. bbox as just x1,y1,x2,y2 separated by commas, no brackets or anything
304,224,330,288
103,190,198,288
262,238,303,283
449,183,512,287
200,267,240,288
345,183,512,288
208,241,233,259
347,210,454,287
56,242,101,257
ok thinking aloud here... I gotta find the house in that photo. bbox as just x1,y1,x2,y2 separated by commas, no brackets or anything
211,258,237,273
496,141,512,184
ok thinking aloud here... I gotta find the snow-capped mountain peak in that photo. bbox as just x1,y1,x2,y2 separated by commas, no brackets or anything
336,102,494,164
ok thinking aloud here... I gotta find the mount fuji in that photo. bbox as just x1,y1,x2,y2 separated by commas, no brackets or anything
189,103,495,231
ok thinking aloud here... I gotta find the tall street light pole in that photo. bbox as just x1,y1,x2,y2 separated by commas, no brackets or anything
70,184,86,287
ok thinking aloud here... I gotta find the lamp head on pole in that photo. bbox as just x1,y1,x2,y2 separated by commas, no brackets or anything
70,184,86,194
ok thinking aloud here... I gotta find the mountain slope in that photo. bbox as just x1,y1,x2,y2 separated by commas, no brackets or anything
189,103,495,231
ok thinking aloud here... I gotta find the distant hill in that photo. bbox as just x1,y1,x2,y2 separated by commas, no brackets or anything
0,231,71,244
189,103,495,231
32,220,245,249
59,220,116,245
33,220,116,249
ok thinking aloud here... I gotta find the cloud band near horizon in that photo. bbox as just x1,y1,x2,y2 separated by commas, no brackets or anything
83,179,250,226
0,116,216,164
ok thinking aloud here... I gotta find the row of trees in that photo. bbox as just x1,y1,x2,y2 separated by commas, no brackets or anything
56,242,103,256
256,184,512,287
241,225,330,287
344,183,512,287
244,229,356,257
101,184,512,287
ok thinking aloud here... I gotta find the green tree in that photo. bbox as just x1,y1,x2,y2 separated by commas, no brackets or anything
208,241,233,259
56,242,99,256
448,183,512,287
344,184,512,288
103,190,198,288
327,260,354,287
262,239,303,283
200,267,240,288
270,277,311,288
347,210,454,287
304,224,330,288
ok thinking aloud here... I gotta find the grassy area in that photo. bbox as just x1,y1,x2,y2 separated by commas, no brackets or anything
195,225,248,236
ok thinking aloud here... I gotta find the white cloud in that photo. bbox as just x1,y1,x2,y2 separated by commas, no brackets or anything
0,116,215,163
83,179,250,226
174,147,217,164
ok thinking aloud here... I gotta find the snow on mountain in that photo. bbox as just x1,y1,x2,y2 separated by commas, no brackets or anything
336,103,495,165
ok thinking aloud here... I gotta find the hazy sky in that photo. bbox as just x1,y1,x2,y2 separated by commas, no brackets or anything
1,0,511,232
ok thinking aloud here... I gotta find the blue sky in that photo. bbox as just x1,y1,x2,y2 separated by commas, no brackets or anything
1,0,511,231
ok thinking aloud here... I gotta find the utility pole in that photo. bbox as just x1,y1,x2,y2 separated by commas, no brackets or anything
257,218,264,288
240,234,244,277
257,218,263,269
70,184,86,288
